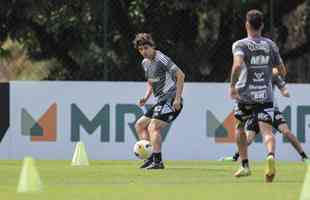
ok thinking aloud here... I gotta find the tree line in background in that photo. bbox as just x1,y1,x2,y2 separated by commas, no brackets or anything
0,0,309,82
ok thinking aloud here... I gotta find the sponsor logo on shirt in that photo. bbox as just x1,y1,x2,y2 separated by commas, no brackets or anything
253,72,264,82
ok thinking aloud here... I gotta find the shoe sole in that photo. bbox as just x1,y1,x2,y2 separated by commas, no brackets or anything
146,165,165,170
139,160,153,169
265,156,276,183
140,164,152,169
146,168,164,170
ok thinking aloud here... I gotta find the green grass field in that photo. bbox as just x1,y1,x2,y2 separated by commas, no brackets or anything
0,160,307,200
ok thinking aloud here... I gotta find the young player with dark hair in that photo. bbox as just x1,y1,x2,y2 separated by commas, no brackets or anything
133,33,185,170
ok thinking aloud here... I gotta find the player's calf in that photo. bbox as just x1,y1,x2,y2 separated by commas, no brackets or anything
147,120,166,170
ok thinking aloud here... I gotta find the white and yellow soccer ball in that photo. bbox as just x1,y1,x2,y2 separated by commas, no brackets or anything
133,140,153,160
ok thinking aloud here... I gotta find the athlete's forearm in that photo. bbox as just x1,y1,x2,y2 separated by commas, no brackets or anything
280,86,290,97
143,81,153,100
175,70,185,100
230,65,241,87
275,64,287,77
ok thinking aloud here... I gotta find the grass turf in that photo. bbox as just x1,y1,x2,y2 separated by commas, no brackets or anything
0,160,307,200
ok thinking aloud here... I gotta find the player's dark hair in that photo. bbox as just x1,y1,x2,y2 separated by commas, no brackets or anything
246,9,264,31
133,33,155,49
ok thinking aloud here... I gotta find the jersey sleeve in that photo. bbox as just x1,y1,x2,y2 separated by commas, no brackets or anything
273,75,286,90
141,59,148,79
270,41,284,66
158,53,180,77
232,41,245,57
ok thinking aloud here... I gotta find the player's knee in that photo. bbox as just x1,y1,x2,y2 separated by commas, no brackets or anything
281,128,291,137
147,122,160,133
236,137,244,146
236,130,247,145
236,133,242,143
147,123,155,133
134,121,141,131
135,120,146,132
264,133,275,143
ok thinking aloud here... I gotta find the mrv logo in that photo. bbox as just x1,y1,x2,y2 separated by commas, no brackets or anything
20,103,171,142
207,106,310,143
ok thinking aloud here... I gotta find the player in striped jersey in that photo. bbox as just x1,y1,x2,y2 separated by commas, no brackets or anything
133,33,185,169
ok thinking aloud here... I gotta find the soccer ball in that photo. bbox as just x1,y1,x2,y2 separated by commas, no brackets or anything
133,140,153,160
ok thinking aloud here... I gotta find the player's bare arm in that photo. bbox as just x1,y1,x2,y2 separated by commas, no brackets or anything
274,64,287,77
273,69,290,97
229,55,243,100
280,86,290,97
271,42,287,77
139,80,153,107
173,69,185,111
